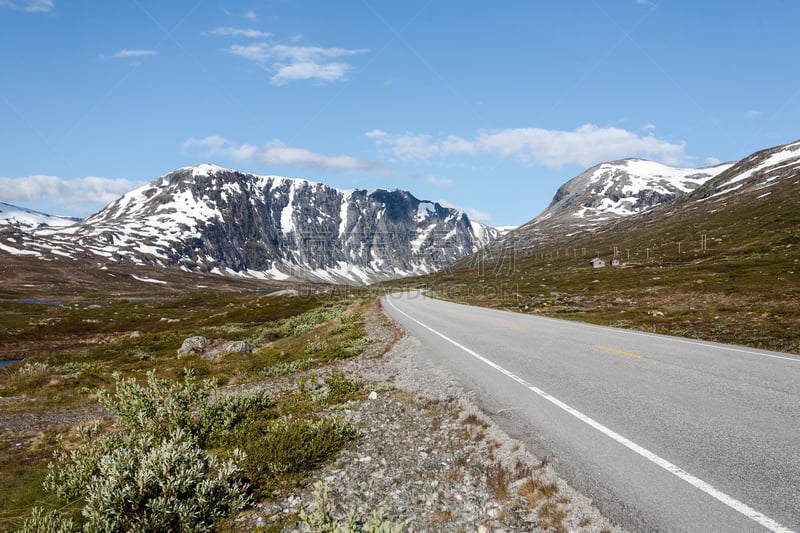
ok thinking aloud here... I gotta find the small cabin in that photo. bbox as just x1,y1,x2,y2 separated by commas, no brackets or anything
590,257,605,268
611,258,620,267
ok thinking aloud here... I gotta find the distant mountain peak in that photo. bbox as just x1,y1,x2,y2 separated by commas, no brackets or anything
3,165,497,285
524,158,733,233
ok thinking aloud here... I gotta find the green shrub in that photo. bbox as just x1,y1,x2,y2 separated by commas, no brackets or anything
16,507,75,533
23,371,270,532
97,370,271,446
79,429,249,533
258,304,347,342
261,358,317,377
305,339,329,355
324,371,363,404
298,481,401,533
228,414,359,497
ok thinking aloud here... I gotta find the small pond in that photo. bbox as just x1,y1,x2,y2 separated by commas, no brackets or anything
11,299,65,306
0,359,22,367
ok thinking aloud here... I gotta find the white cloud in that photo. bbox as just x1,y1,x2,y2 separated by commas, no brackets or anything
269,44,368,62
221,40,367,85
244,10,257,21
369,124,689,167
0,174,137,215
181,136,258,161
745,110,762,119
0,0,53,13
78,176,140,205
424,175,453,187
104,48,159,60
182,136,378,173
226,43,271,63
705,157,723,166
271,61,350,85
260,141,376,171
206,27,270,39
374,133,440,160
0,174,64,201
365,129,388,140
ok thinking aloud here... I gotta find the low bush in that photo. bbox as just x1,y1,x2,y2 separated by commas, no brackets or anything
298,481,402,533
324,370,363,404
221,413,360,498
18,371,269,532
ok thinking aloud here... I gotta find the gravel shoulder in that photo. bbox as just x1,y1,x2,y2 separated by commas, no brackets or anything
246,300,625,532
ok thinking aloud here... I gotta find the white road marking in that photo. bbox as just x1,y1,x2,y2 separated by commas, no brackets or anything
384,296,796,533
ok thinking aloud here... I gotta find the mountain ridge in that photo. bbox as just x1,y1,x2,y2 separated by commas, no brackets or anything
2,164,497,285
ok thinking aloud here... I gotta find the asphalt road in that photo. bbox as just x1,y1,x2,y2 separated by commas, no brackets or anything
382,291,800,533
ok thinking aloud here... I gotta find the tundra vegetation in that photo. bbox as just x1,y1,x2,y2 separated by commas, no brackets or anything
0,289,396,531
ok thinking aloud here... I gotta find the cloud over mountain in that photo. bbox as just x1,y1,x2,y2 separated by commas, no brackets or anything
368,124,689,168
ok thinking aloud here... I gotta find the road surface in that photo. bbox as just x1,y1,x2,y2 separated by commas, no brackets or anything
382,291,800,533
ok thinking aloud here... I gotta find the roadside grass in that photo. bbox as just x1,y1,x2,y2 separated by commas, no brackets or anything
0,289,377,530
0,293,372,413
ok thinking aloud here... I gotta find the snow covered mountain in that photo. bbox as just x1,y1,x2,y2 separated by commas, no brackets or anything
482,139,800,259
691,139,800,203
529,159,733,230
7,164,497,284
0,202,79,230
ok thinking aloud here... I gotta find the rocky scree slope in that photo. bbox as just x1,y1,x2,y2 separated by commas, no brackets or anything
6,165,496,285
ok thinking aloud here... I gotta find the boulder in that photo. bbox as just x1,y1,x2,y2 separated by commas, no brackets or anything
202,340,252,362
224,340,251,354
177,336,209,357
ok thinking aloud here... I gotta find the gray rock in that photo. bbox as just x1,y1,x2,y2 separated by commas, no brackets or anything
225,340,251,354
177,336,209,357
130,330,143,338
202,340,252,362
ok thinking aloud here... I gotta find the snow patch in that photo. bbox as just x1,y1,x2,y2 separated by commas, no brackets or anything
0,242,41,256
131,275,168,284
416,202,435,220
0,202,78,229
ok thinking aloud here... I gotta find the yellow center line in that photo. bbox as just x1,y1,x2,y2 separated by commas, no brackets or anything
507,323,524,330
596,345,641,359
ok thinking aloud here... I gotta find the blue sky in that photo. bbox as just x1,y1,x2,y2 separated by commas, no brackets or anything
1,1,799,226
